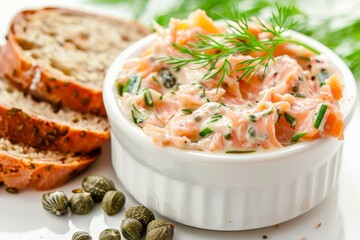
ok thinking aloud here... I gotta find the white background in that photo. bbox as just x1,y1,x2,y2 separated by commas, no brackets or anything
0,0,360,239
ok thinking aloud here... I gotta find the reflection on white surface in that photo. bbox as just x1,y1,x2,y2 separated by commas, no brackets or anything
0,0,359,239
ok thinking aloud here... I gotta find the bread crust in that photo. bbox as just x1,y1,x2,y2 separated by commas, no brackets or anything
0,8,150,116
0,148,100,190
0,104,110,153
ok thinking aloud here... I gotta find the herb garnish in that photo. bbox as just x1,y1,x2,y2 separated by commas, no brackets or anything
209,114,222,123
131,104,144,124
117,82,124,96
181,109,193,115
199,127,213,137
284,112,296,127
124,74,142,95
144,90,154,107
317,71,329,87
314,104,328,129
249,114,257,122
226,150,256,154
291,132,307,143
163,4,319,88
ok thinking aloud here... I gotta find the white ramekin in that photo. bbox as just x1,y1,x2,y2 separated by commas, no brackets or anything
103,31,357,230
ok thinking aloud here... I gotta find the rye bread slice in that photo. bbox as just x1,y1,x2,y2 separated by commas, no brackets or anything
0,137,100,190
0,78,110,153
0,8,150,115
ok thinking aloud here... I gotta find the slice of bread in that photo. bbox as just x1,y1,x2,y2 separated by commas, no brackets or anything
0,78,110,153
0,8,150,115
0,137,100,190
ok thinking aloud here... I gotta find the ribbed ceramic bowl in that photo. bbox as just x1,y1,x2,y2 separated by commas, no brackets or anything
103,31,357,230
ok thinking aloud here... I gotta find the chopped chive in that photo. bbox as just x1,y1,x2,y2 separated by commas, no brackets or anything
277,114,282,123
294,93,306,98
219,102,227,107
181,109,193,115
247,126,256,138
199,127,213,137
159,95,163,100
263,108,274,117
131,110,137,124
284,112,296,127
291,132,308,143
317,71,329,87
298,56,311,61
200,88,206,98
249,114,256,122
152,76,160,84
226,150,256,154
144,90,154,107
117,83,124,96
209,114,222,123
206,98,210,102
224,132,232,140
131,104,144,124
124,74,142,95
314,104,328,129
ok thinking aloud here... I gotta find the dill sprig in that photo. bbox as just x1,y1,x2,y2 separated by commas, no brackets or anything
162,3,320,87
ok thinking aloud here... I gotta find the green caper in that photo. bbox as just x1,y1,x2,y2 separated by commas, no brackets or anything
72,231,92,240
145,220,174,240
70,192,94,215
120,218,144,240
82,176,116,201
42,191,69,216
125,205,155,227
99,228,121,240
102,190,126,215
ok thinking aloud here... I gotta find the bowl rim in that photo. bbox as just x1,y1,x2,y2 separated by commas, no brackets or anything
103,30,358,165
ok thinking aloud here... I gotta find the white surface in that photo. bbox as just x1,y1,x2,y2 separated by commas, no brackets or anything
0,1,360,239
103,30,357,231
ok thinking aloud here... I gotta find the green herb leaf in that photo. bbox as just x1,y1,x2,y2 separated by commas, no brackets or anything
284,112,296,127
317,71,329,87
294,93,306,98
124,74,142,95
181,109,193,115
162,4,319,87
209,114,222,123
117,83,124,96
291,132,307,143
226,150,256,154
249,114,257,122
199,127,213,137
314,104,328,129
144,90,154,107
131,104,144,124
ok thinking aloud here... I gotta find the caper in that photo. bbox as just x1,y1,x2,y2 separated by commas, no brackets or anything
145,220,175,240
102,190,126,215
160,69,177,88
125,205,155,227
42,191,69,216
82,176,116,201
70,192,94,215
72,231,92,240
99,228,121,240
120,218,144,240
